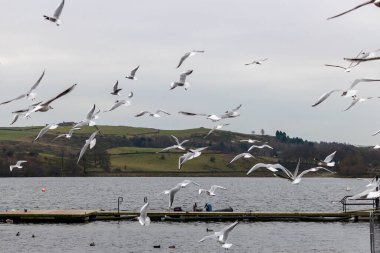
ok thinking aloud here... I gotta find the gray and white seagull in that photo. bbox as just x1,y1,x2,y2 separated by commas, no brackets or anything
43,0,65,26
170,70,193,90
0,70,45,105
125,65,140,80
176,50,204,68
77,130,100,164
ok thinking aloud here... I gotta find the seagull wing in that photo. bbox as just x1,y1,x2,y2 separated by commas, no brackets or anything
171,135,180,145
177,52,191,68
327,0,374,20
77,141,90,164
204,127,216,139
179,70,193,83
199,234,218,243
312,89,341,107
28,69,45,95
298,166,335,179
324,151,336,163
156,109,170,115
34,123,56,142
86,104,96,120
210,185,227,191
343,98,360,111
112,81,119,92
229,153,245,164
135,111,150,117
42,83,77,106
324,64,346,70
53,0,65,19
349,78,380,90
293,158,301,178
178,111,207,116
0,94,27,105
130,65,140,76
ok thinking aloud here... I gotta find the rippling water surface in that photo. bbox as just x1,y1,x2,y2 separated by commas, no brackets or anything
0,177,378,252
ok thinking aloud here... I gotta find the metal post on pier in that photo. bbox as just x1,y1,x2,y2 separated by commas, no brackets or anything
117,197,123,215
376,175,379,210
144,196,147,203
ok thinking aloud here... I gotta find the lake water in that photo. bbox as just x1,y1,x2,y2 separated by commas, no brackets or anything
0,177,378,252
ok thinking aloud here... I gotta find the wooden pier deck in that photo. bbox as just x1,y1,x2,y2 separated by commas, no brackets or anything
0,209,376,223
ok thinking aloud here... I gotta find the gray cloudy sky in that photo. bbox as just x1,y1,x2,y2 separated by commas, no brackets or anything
1,0,380,145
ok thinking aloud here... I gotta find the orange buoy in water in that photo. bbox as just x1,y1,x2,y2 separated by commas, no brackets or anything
41,187,46,193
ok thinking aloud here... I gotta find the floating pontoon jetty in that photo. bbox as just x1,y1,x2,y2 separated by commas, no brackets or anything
0,209,377,223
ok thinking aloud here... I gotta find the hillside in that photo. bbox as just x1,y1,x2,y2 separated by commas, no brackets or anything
0,125,378,177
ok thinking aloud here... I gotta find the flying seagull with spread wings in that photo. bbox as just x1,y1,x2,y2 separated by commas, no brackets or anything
170,70,193,90
176,50,204,68
0,70,45,105
125,65,140,80
199,221,239,249
43,0,65,26
25,83,77,117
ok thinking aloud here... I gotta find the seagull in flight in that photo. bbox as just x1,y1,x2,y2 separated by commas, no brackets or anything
74,104,100,128
327,0,380,20
10,160,27,172
229,152,254,164
245,58,268,65
33,123,58,142
170,70,193,90
314,151,337,167
248,144,273,152
157,135,189,152
272,159,335,185
26,84,77,117
341,78,380,96
162,183,181,209
207,105,242,122
312,79,380,107
240,139,261,144
204,123,230,138
43,0,65,26
110,81,122,95
176,50,204,68
125,65,140,80
179,147,208,169
77,130,100,164
105,99,131,112
199,185,227,196
53,127,80,140
0,70,45,105
135,110,170,117
246,163,285,175
324,64,353,73
137,202,150,226
343,95,376,111
179,179,200,188
199,221,239,249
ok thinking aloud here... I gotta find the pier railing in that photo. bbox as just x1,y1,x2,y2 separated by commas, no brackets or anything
340,195,377,212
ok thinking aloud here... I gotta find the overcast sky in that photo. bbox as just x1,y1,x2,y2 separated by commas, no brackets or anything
0,0,380,145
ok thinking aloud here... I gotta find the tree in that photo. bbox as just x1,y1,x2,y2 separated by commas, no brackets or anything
261,129,265,135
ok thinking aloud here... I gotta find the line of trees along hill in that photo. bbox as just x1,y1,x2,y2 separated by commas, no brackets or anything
0,126,378,177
